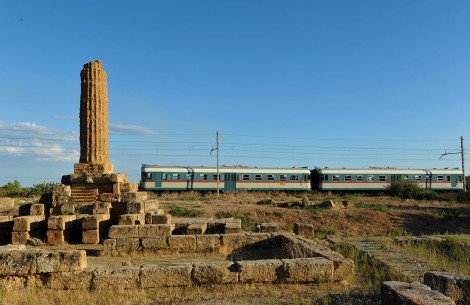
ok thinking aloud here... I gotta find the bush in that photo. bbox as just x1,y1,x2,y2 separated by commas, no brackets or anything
0,180,27,196
385,180,439,200
168,205,202,217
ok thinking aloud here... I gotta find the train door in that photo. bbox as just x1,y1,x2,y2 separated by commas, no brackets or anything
153,173,162,188
390,175,401,183
224,173,237,193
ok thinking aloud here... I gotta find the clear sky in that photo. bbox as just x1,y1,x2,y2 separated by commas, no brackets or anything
1,1,469,186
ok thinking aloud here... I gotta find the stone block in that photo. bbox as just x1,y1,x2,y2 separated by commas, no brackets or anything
73,163,113,175
47,230,67,244
381,281,455,305
53,184,72,197
424,271,470,305
224,220,242,233
140,264,192,288
282,257,334,283
259,223,278,233
108,225,139,238
125,201,144,214
121,192,147,203
221,233,247,254
141,237,169,252
101,239,116,256
110,173,128,184
60,203,76,215
153,214,171,225
35,250,87,273
144,199,159,212
294,223,315,239
187,223,207,235
47,270,93,290
93,201,112,214
13,215,46,231
138,224,172,237
192,261,238,285
119,213,144,225
82,214,110,230
98,193,120,202
115,238,140,255
29,204,45,216
48,215,77,230
169,235,197,253
121,182,138,193
237,259,284,283
11,231,29,245
92,266,140,290
0,249,37,274
0,197,15,209
196,234,221,253
82,230,100,244
145,210,165,224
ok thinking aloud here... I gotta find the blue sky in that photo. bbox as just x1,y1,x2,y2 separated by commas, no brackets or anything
1,1,469,186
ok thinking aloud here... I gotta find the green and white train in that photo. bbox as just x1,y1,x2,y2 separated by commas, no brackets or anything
140,164,464,193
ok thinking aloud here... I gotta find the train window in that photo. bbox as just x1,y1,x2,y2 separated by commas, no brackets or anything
290,175,299,181
200,174,208,180
379,176,386,182
162,174,167,180
305,174,310,181
426,175,431,181
172,174,180,180
213,174,221,180
280,174,287,181
242,174,250,181
255,174,262,181
437,175,444,181
446,176,451,182
356,175,363,182
367,175,374,181
146,173,152,180
324,175,328,181
267,174,275,181
344,175,351,182
186,173,193,180
458,175,462,182
414,175,422,181
332,175,340,182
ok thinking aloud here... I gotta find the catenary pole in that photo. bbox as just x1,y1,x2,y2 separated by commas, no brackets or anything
216,130,220,197
461,136,466,192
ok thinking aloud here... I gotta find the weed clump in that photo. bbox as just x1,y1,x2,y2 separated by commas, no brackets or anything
168,205,202,217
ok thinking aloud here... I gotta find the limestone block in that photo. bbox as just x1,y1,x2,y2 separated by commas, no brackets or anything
115,238,140,255
144,199,159,212
60,203,76,215
0,197,15,209
381,281,455,305
144,210,165,224
111,173,128,184
245,233,273,250
98,193,120,203
424,271,470,304
237,259,284,283
141,237,169,252
47,270,93,290
138,224,172,237
259,223,278,233
187,223,207,235
126,201,144,214
73,163,113,175
112,183,121,194
121,182,138,193
108,225,139,238
121,192,147,203
29,204,45,216
11,231,29,244
92,266,141,290
82,214,110,230
221,233,247,254
47,230,67,244
0,249,37,274
53,184,72,197
35,250,87,273
152,214,171,225
13,215,46,231
294,223,315,239
224,220,242,233
48,215,77,230
192,261,238,285
169,235,197,253
196,234,221,253
101,239,116,256
119,213,144,225
82,230,100,244
140,264,192,288
93,201,112,214
0,276,27,289
281,257,334,283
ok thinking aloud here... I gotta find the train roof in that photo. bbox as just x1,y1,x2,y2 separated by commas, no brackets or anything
314,167,462,175
141,164,311,174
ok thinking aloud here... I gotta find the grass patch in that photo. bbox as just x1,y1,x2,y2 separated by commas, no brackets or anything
215,211,257,232
354,202,391,212
168,205,202,218
314,228,337,240
386,228,412,237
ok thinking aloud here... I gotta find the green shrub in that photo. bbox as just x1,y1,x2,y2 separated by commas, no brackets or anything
385,180,439,200
0,180,27,196
168,205,202,217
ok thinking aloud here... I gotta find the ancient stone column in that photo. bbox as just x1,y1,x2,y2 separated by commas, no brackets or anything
74,60,113,174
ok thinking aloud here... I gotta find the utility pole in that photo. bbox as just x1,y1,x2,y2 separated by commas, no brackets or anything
216,130,220,197
461,136,466,192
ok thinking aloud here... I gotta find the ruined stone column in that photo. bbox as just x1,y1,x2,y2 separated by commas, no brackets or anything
74,60,114,174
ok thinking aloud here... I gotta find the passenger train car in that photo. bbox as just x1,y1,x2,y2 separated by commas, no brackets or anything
141,165,311,193
311,167,464,191
140,164,464,193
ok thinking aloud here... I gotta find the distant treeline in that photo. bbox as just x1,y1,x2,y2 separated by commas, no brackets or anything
0,180,54,197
